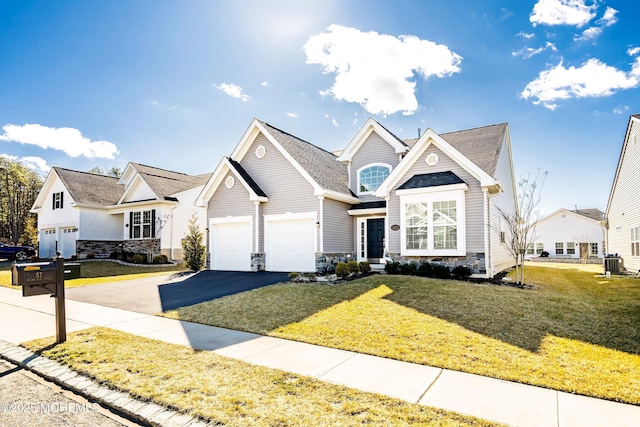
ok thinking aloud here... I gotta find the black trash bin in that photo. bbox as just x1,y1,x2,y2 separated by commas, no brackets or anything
64,263,81,280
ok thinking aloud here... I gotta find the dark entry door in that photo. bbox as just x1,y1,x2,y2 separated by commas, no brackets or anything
367,218,385,259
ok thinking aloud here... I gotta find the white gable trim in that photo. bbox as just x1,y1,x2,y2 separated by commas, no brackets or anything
230,119,325,196
196,157,268,207
374,128,500,197
31,168,62,211
337,117,408,162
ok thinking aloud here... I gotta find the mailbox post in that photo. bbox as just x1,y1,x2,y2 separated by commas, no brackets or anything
11,256,67,343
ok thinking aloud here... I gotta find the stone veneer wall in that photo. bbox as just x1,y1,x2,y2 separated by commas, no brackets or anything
75,240,123,259
123,239,160,256
386,252,487,275
315,252,357,273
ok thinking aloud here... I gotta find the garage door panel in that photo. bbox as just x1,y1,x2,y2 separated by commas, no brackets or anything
211,221,251,271
266,218,315,272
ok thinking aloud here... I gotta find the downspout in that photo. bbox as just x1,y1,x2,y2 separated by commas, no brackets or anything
482,189,491,278
169,205,177,260
318,196,324,253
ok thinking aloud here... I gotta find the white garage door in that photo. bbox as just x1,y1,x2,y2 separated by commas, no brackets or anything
211,220,251,271
60,227,78,258
266,218,316,272
40,229,57,259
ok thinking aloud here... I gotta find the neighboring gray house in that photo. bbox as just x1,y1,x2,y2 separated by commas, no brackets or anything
31,163,210,260
605,114,640,272
197,117,517,277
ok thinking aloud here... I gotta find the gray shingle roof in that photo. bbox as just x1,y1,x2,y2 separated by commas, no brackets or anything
54,167,123,205
398,171,465,190
438,123,507,176
404,123,507,176
130,163,211,199
259,121,352,197
574,208,605,221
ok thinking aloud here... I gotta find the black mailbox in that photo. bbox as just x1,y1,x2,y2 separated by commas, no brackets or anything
12,262,60,297
11,258,67,343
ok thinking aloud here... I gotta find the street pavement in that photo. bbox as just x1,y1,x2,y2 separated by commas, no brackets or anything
1,278,639,426
0,358,139,427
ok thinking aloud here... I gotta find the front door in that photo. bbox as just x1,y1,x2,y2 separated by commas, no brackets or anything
366,218,385,259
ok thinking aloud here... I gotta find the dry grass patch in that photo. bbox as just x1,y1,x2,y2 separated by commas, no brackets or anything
163,267,640,405
23,328,494,426
0,261,187,289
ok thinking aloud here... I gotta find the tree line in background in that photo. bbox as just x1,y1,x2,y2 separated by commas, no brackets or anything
0,157,43,245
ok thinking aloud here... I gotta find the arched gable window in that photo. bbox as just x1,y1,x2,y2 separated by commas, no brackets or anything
358,164,391,194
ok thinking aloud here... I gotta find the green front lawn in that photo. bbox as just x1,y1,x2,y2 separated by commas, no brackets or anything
23,328,495,426
163,266,640,405
0,260,187,289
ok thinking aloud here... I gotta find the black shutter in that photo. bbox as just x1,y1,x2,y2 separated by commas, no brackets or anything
60,192,64,209
52,193,56,210
129,212,133,239
151,210,156,237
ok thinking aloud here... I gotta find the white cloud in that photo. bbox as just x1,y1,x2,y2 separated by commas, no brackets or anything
303,25,462,116
286,112,299,119
517,31,535,39
0,153,50,173
574,6,617,41
521,58,640,109
21,156,50,173
512,42,557,59
627,47,640,56
530,0,596,27
261,81,269,87
598,6,618,27
214,83,251,101
613,106,629,115
331,118,339,127
0,123,119,159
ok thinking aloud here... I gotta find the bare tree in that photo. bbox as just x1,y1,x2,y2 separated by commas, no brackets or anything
143,214,168,263
499,170,547,285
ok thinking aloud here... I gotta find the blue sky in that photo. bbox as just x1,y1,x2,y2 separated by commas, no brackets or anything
1,0,639,215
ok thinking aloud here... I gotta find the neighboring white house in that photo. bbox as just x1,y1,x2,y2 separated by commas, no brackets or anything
605,114,640,272
526,208,605,260
31,163,210,260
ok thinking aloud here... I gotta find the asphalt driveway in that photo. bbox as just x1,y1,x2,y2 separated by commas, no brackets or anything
65,270,290,314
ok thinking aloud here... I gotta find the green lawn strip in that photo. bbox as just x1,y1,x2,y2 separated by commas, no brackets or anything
23,328,496,427
0,261,187,289
162,267,640,405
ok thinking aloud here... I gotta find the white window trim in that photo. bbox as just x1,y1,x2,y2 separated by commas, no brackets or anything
356,163,392,195
399,189,466,257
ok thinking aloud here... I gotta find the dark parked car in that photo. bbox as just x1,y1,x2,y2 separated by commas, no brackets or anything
0,243,36,261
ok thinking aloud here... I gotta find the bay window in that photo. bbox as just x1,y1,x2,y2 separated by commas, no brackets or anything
399,188,466,256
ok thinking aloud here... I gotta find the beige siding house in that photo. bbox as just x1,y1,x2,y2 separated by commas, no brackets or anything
606,114,640,272
199,117,518,277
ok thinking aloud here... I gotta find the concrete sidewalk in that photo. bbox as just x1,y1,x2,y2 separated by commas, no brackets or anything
1,286,638,427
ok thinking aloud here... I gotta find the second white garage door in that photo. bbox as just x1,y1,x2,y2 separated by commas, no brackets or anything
265,217,316,272
211,220,252,271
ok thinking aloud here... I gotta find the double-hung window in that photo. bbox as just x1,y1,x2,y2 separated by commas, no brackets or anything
566,242,576,255
632,226,640,256
52,192,64,210
130,209,155,239
555,242,563,255
399,187,466,256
